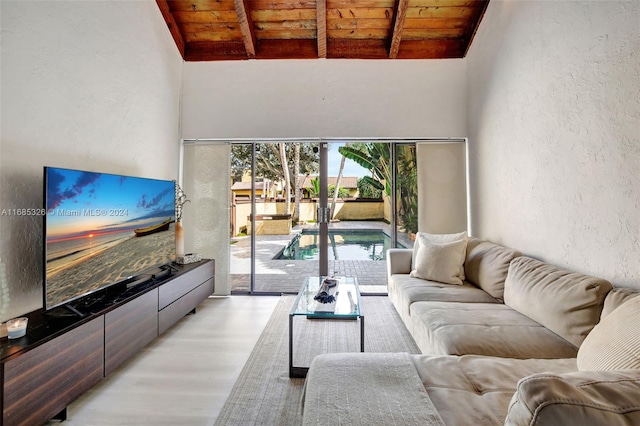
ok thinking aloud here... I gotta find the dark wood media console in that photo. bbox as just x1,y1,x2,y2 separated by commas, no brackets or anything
0,259,214,426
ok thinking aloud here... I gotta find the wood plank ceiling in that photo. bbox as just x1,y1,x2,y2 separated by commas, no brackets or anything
156,0,489,61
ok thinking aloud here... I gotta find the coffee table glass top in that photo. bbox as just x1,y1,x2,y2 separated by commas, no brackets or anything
290,276,361,318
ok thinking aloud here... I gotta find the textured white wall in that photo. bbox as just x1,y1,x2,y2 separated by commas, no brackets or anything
181,59,467,139
467,1,640,287
0,1,183,320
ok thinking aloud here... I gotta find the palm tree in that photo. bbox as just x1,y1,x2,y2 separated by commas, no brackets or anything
278,142,291,215
338,143,390,195
309,177,320,197
330,142,349,220
395,145,418,234
338,143,418,233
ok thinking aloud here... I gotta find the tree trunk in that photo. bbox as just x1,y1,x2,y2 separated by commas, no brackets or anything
330,142,348,220
279,142,291,215
293,142,301,222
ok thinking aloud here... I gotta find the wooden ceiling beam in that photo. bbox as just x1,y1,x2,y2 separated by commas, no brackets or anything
168,0,237,12
317,0,327,58
389,0,409,58
252,0,317,9
184,41,249,61
396,39,464,59
411,0,478,7
234,0,257,58
256,39,318,59
155,0,186,58
462,0,490,57
329,0,395,6
327,39,389,59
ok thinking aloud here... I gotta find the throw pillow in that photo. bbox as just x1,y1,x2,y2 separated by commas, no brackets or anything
600,287,640,319
577,295,640,371
410,235,467,285
411,231,468,281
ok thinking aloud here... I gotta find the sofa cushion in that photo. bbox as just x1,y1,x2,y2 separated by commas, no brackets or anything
503,256,612,348
504,370,640,425
577,295,640,371
412,354,577,426
601,287,640,319
464,237,521,301
387,274,499,332
412,231,467,281
409,301,578,358
410,236,467,285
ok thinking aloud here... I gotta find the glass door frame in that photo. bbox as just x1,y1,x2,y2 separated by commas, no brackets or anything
318,142,329,277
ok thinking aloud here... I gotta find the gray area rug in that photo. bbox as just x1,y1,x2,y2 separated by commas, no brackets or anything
214,296,420,425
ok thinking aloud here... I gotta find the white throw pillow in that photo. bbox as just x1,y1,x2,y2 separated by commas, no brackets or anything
410,235,467,285
577,295,640,371
412,231,467,281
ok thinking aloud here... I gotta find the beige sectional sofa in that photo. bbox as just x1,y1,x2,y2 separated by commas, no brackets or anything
388,237,611,359
301,236,640,425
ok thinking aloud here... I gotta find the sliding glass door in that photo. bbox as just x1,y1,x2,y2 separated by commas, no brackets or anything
229,142,251,292
230,141,321,294
323,141,392,294
193,138,466,296
229,140,414,295
230,139,393,294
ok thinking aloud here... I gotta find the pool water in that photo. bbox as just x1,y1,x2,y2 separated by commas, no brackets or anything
275,229,403,261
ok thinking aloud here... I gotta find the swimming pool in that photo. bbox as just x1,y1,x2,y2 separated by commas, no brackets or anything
275,229,404,261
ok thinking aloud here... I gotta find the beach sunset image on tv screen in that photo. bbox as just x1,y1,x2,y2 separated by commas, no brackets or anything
44,167,176,309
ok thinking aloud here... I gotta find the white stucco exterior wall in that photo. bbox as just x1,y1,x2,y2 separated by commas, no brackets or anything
0,1,183,320
467,1,640,288
181,59,467,139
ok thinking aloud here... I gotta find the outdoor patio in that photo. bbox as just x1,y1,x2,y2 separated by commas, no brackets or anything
230,221,413,294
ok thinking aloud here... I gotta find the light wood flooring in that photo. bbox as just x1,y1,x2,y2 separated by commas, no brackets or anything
49,296,280,426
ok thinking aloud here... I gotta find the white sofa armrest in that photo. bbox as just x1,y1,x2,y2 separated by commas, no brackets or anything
387,248,413,279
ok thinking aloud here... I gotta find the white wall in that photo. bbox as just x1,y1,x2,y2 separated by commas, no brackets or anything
0,1,183,320
467,1,640,288
181,59,467,139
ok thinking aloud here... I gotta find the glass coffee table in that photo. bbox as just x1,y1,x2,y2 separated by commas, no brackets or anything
289,276,364,378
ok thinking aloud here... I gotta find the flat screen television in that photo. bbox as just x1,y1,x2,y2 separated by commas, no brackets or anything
44,166,176,311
